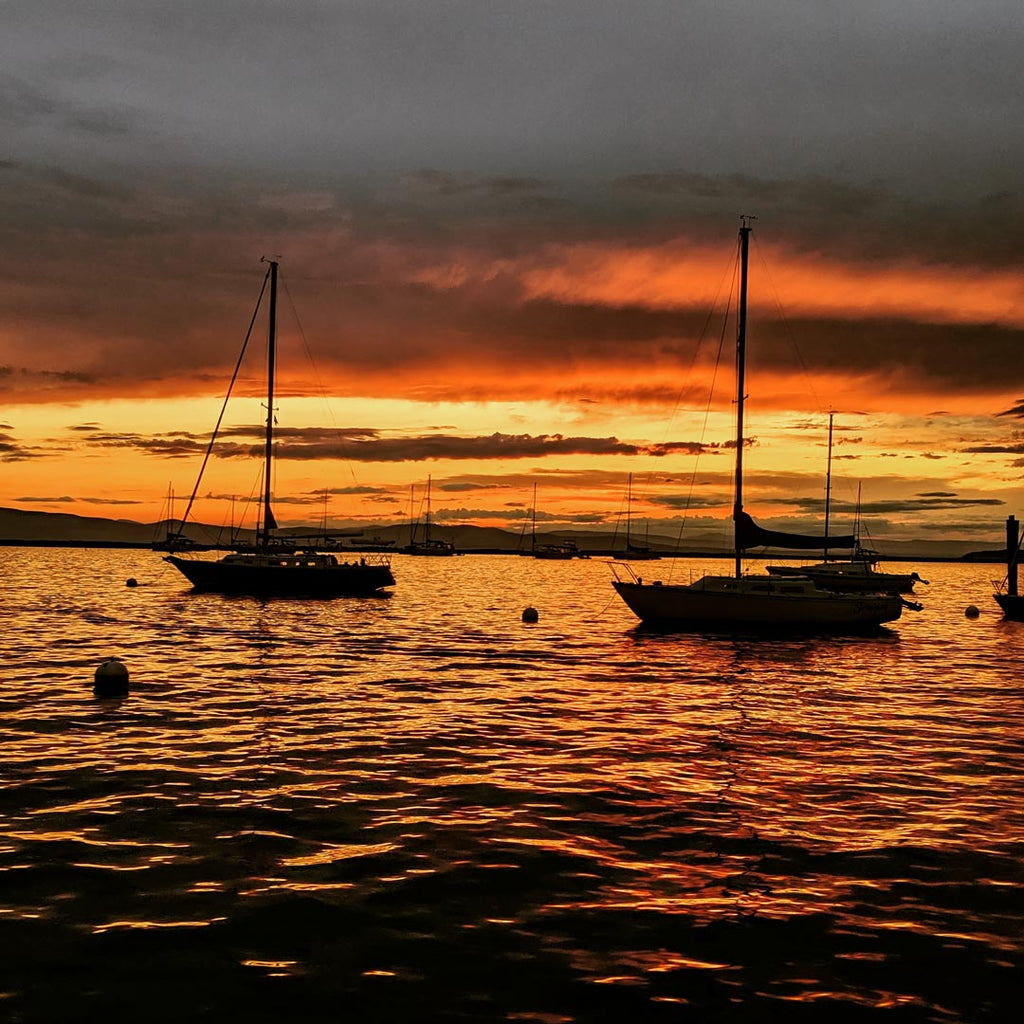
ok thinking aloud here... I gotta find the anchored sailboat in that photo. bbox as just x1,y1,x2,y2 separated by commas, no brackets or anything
766,416,926,595
993,514,1024,619
525,483,578,559
164,259,395,596
611,218,905,629
403,476,456,555
613,473,661,560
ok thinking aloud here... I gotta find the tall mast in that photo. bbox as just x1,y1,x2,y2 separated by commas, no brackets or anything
425,475,432,543
824,411,834,562
855,482,862,554
531,482,538,552
626,472,632,549
261,258,278,553
733,216,754,578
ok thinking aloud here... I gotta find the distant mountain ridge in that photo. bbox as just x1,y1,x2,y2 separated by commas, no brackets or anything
0,506,164,545
0,505,1004,560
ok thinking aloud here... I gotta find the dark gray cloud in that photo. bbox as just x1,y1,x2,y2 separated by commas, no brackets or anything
770,495,1004,514
0,366,97,388
320,485,392,496
80,427,723,463
1,1,1022,436
0,430,46,462
4,2,1020,195
962,442,1024,455
433,506,607,525
78,496,143,505
647,493,733,511
1,170,1020,407
916,520,1008,535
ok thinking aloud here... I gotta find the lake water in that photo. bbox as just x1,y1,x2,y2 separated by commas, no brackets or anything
2,548,1023,1022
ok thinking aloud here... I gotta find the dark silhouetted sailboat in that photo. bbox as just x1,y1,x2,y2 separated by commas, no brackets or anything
613,473,661,560
403,476,456,555
524,483,578,559
164,259,395,596
993,514,1024,619
767,417,925,595
611,218,904,629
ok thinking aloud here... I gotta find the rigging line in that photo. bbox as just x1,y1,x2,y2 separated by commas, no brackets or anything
224,474,263,546
750,237,865,547
750,235,827,418
620,239,742,577
629,240,741,511
177,267,271,532
280,273,336,423
668,242,741,570
280,268,366,500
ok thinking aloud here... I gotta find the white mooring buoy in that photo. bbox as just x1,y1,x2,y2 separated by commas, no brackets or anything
94,657,129,697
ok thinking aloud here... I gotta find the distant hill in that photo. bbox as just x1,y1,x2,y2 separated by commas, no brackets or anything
0,506,250,548
0,506,163,546
0,505,1007,560
960,549,1011,563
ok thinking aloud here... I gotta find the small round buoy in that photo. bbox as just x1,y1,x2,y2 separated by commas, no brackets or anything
965,605,980,619
522,606,539,623
94,657,129,697
126,578,138,588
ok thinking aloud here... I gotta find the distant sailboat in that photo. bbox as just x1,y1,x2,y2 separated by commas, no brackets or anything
613,473,661,560
766,416,926,595
152,483,206,551
164,259,395,596
526,483,578,559
611,218,905,629
403,476,456,556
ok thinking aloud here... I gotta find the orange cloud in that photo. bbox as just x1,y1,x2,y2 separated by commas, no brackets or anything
514,242,1024,328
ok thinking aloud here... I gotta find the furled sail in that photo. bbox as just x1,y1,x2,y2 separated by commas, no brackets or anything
735,511,855,551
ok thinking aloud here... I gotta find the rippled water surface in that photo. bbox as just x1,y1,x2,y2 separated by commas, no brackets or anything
3,548,1024,1022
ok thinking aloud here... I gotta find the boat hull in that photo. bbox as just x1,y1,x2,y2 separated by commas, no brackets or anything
994,592,1024,620
166,555,395,597
613,575,903,630
766,565,919,594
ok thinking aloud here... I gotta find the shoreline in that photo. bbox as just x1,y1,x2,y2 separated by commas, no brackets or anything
0,538,1006,563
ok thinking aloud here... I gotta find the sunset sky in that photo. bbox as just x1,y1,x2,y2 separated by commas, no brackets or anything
2,1,1023,551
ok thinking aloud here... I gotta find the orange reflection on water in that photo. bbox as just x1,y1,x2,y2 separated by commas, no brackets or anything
280,841,398,867
92,917,226,934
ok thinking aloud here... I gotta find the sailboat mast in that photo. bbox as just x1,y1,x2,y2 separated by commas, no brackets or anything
261,259,278,553
855,482,862,554
425,475,432,543
733,217,753,578
626,473,632,549
824,411,834,562
531,482,538,553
